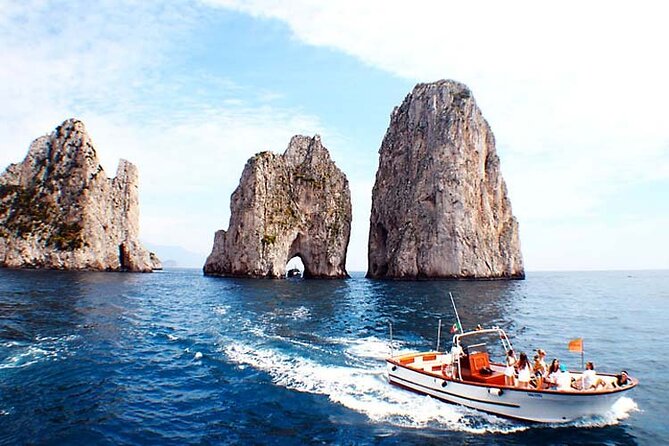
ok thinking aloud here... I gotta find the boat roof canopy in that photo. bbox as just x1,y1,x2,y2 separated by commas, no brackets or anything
453,327,510,348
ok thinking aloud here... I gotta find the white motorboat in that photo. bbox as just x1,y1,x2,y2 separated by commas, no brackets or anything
386,326,638,423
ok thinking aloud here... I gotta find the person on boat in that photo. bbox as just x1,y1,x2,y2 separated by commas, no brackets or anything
581,361,607,391
532,354,546,389
613,370,631,387
536,349,547,370
556,364,573,391
545,359,560,389
504,349,517,386
547,358,559,375
516,352,532,388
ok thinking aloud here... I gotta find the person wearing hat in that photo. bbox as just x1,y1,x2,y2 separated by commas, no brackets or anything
614,370,631,387
556,364,573,391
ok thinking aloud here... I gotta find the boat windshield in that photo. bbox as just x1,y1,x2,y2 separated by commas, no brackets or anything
455,330,509,364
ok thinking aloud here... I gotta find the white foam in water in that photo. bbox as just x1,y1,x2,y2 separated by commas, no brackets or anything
212,305,228,316
288,306,310,320
222,341,525,434
0,334,77,370
246,326,330,354
340,336,400,361
610,396,639,420
564,396,640,429
0,346,53,370
167,334,179,341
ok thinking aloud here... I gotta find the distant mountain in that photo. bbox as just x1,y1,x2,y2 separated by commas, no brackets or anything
143,243,206,268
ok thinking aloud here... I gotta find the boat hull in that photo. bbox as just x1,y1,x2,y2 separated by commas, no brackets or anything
387,361,634,423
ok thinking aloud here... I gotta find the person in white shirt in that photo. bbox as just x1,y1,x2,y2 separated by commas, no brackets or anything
516,352,532,388
581,361,607,390
504,349,517,386
556,364,573,391
545,358,560,388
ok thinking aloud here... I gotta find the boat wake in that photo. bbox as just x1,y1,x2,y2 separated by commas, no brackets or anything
214,306,639,433
222,338,526,434
222,331,640,433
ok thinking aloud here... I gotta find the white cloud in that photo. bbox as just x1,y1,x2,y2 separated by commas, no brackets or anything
0,1,332,265
206,0,669,270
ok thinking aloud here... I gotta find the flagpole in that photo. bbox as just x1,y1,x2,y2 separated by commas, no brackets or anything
436,319,442,352
449,292,463,333
581,339,584,370
389,321,394,357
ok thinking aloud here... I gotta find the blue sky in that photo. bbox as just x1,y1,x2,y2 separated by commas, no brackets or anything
1,1,668,271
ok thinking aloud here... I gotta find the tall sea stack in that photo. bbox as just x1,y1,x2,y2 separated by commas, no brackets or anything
204,135,351,279
0,119,159,272
367,80,524,279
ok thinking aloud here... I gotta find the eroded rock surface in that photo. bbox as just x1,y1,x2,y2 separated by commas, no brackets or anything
367,80,524,279
204,135,351,278
0,119,159,272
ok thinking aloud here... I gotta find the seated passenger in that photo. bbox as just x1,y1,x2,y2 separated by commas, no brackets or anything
545,358,560,388
556,364,573,391
613,370,631,387
581,361,607,391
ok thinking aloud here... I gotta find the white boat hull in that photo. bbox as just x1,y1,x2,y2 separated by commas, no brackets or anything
387,361,634,423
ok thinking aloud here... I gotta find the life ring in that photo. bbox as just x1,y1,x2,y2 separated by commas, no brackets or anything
441,363,451,378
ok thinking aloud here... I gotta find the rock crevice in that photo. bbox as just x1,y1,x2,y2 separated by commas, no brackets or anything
204,135,351,279
367,80,524,279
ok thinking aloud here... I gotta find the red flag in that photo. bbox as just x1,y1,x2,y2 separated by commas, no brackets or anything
568,338,583,353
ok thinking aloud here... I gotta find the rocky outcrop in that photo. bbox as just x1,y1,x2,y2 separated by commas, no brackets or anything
0,118,159,272
367,80,524,279
204,135,351,279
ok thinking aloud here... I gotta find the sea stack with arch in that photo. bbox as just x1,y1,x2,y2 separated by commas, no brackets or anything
203,135,351,279
367,80,524,279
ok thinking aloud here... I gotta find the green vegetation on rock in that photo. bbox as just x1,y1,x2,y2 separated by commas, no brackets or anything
0,184,83,251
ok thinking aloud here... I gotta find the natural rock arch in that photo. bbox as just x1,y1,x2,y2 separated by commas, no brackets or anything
204,135,351,279
287,234,309,277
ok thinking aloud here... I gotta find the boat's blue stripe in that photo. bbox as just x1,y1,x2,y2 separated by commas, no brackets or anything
389,374,521,409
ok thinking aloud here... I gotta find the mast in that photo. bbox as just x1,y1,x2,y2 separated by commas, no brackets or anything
449,292,463,333
388,321,394,357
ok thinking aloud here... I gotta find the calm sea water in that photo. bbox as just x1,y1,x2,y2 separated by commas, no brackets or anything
0,268,667,445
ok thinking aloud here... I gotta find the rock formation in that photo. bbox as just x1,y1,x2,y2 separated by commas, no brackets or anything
367,80,524,279
204,135,351,279
0,118,160,272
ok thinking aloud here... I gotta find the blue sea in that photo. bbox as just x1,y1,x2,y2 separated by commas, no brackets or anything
0,268,667,445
